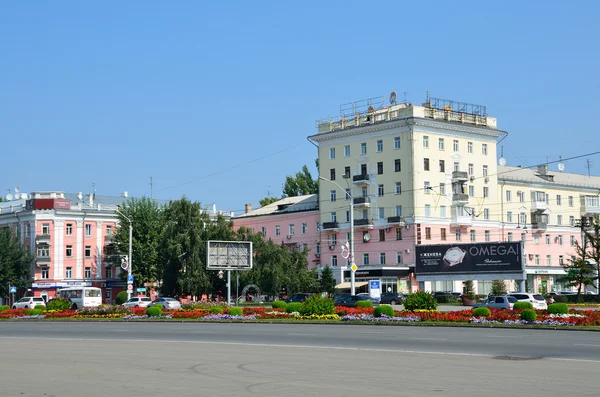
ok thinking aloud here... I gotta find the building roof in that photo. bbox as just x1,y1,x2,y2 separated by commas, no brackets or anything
234,194,318,218
498,165,600,190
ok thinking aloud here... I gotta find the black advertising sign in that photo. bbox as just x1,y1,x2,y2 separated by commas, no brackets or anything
415,242,523,275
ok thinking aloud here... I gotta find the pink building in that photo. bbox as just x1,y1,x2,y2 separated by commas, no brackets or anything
233,195,321,269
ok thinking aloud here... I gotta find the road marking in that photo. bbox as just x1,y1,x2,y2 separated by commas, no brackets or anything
410,337,448,341
574,344,600,347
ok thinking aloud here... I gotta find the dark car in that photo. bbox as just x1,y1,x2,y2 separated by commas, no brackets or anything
379,292,404,305
339,295,377,307
285,293,313,303
332,293,351,305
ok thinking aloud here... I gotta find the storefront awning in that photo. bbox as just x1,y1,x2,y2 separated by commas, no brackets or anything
335,281,368,289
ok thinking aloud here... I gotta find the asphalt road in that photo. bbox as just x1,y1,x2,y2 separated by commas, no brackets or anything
1,322,599,397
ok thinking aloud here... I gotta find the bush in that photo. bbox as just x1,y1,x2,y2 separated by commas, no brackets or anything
300,295,335,316
520,309,537,322
34,304,45,310
228,307,243,316
403,291,438,311
0,305,9,312
513,302,534,310
46,298,72,311
152,304,164,310
547,303,569,315
24,309,43,316
356,300,373,308
286,302,303,313
471,307,491,317
146,306,162,317
552,295,568,303
209,307,223,314
373,305,395,318
116,291,128,305
435,294,459,304
271,300,287,309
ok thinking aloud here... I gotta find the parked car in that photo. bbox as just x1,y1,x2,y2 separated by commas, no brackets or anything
149,297,181,310
379,292,404,305
473,295,517,310
285,293,313,303
332,293,351,305
338,295,378,307
122,297,152,308
12,296,46,310
507,293,548,310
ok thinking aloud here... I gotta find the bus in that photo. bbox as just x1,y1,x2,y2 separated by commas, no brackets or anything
57,287,102,309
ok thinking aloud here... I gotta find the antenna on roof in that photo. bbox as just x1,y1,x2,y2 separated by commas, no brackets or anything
389,91,397,105
586,159,592,177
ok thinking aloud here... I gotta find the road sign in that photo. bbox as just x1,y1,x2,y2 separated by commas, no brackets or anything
127,284,133,292
120,255,129,271
350,263,357,272
127,274,134,283
9,286,16,294
136,288,146,292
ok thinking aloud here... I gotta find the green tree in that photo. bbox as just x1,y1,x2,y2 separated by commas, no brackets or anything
319,266,337,296
491,280,507,296
114,198,165,287
0,228,33,298
558,258,597,296
282,165,318,197
463,280,475,300
258,197,278,207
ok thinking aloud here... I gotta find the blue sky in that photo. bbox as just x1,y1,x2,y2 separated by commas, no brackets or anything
1,1,599,213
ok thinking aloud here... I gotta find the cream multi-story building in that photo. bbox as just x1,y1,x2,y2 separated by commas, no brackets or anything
309,92,599,294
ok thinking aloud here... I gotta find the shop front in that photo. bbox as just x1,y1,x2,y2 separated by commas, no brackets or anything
342,266,414,294
525,267,566,293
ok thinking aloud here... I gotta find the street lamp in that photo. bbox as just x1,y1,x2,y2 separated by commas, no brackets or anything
115,206,133,300
319,176,356,295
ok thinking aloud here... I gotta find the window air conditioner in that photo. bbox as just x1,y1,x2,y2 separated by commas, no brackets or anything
329,244,336,250
287,235,292,239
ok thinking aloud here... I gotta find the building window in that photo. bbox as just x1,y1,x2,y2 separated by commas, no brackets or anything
275,225,280,236
331,255,338,267
378,207,385,219
41,267,49,279
330,168,336,180
84,224,92,237
557,215,562,226
467,141,473,153
106,225,113,236
439,206,447,218
377,161,383,174
506,211,513,223
568,196,573,207
377,252,386,265
559,255,565,265
396,252,403,264
507,232,513,242
376,228,385,242
329,148,335,159
395,182,402,195
376,140,383,152
363,253,369,266
425,227,431,240
424,204,431,217
470,230,476,242
360,142,367,155
545,234,551,245
261,227,266,236
453,140,459,152
441,228,447,241
437,183,445,196
330,212,337,222
570,235,575,246
396,228,403,240
482,165,488,177
394,159,401,172
506,190,512,201
483,187,489,198
330,233,337,245
66,267,72,279
558,235,563,245
330,190,336,202
569,216,575,226
556,195,562,205
343,189,349,200
424,158,430,171
344,166,351,179
85,245,92,258
395,205,402,216
424,181,431,194
535,255,540,265
438,138,445,150
66,245,73,257
469,185,474,197
485,230,490,242
456,229,462,241
453,162,460,172
288,224,295,236
519,191,525,202
378,184,384,196
37,245,49,257
439,160,445,173
66,223,73,236
361,187,368,197
344,145,350,157
423,136,429,148
467,163,474,176
345,211,350,222
484,209,489,220
41,223,50,235
394,137,401,149
84,267,91,279
534,235,540,245
546,255,552,266
301,223,307,234
482,143,488,155
25,224,31,238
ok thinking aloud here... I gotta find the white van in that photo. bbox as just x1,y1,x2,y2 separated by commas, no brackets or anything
57,287,102,309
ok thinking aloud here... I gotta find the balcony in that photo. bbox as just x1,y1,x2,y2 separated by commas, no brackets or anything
352,174,370,185
36,255,51,266
104,234,116,245
354,218,374,228
530,191,547,212
452,193,469,204
35,233,51,244
531,213,548,231
387,216,405,226
353,197,370,207
450,206,474,227
451,171,469,182
581,195,600,215
322,222,340,230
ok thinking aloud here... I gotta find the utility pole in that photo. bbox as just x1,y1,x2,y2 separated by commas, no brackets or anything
149,176,153,199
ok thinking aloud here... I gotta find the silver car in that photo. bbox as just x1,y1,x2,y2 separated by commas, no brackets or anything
473,295,517,310
122,297,152,308
148,297,181,310
507,293,548,310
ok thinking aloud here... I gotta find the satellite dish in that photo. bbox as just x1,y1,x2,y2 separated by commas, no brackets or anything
389,91,397,105
363,233,371,243
14,186,20,194
20,193,28,199
6,193,13,201
499,157,507,166
557,155,565,172
77,192,83,200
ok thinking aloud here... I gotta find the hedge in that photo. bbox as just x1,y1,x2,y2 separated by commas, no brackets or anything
513,302,534,310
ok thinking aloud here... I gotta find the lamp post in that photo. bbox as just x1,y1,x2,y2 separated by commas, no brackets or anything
116,206,133,300
319,176,356,295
